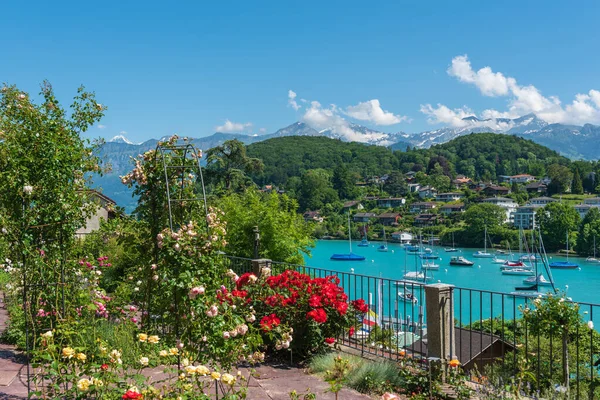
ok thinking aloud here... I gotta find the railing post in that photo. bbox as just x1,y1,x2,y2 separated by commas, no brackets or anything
425,283,455,362
251,258,272,277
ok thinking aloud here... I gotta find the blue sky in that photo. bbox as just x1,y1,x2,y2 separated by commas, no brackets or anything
2,0,600,142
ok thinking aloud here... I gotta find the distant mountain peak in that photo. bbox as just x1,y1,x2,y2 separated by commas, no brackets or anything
109,135,138,145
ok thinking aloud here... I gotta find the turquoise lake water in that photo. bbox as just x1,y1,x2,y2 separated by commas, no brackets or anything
302,240,600,327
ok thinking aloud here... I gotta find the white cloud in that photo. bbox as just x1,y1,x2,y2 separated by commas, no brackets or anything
288,90,301,110
439,54,600,125
97,124,107,129
215,120,252,133
345,99,409,125
119,130,127,135
419,104,516,131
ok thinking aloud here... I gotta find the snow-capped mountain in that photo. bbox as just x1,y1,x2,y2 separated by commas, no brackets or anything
108,135,138,145
317,123,409,146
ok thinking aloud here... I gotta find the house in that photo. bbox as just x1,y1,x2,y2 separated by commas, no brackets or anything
377,197,406,208
513,204,543,229
482,197,518,223
529,196,556,206
525,181,547,195
408,327,515,372
435,192,464,202
414,213,439,227
407,183,421,193
303,211,323,223
405,171,417,180
452,175,472,188
439,203,465,215
469,182,487,191
504,174,535,184
377,212,401,226
410,202,437,214
482,185,510,196
342,200,362,210
76,190,117,238
353,212,377,223
391,231,413,243
418,186,437,199
583,197,600,206
575,203,600,219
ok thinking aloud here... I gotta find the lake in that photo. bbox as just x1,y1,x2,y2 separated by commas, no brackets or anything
302,240,600,327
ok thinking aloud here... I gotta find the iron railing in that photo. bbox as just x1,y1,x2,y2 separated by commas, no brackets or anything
223,255,600,398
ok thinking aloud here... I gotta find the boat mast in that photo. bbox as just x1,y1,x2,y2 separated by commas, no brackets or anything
566,231,569,261
348,213,352,253
484,225,487,253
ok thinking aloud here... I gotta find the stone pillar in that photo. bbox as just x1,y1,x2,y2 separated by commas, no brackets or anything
251,258,272,277
424,283,455,361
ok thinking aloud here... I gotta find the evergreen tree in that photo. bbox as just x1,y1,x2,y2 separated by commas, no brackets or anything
571,168,584,194
332,164,357,200
384,170,408,197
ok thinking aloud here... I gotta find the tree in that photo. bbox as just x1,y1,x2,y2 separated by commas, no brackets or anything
205,139,264,191
298,169,339,211
571,168,583,194
332,164,357,200
575,207,600,256
217,189,314,264
535,202,581,252
384,170,408,197
463,203,507,237
547,164,573,195
511,182,520,194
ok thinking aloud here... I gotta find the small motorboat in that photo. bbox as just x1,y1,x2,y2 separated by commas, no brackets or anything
377,244,388,252
450,256,474,266
492,257,507,264
398,290,418,304
520,254,541,261
502,268,534,276
402,271,432,282
421,261,440,271
420,253,439,260
522,274,553,287
445,248,458,252
473,251,494,258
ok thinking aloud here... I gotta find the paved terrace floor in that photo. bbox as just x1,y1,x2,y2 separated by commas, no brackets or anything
0,294,379,399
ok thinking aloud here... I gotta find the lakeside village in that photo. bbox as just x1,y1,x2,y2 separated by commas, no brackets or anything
299,172,600,259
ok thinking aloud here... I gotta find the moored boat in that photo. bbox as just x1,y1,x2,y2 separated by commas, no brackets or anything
522,274,553,287
450,256,474,266
502,268,534,276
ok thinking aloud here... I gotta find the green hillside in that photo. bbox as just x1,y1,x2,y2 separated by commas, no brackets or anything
246,136,399,185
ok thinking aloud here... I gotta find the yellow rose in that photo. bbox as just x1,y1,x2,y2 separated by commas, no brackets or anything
92,378,103,387
77,378,91,391
196,365,210,376
184,365,197,375
181,358,190,367
183,383,193,391
159,350,168,357
221,373,236,385
41,331,53,338
211,371,221,380
147,335,160,344
169,347,179,356
62,347,75,359
139,356,149,366
76,353,87,362
138,333,148,342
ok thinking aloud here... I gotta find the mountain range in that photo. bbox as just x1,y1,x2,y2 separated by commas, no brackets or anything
94,114,600,211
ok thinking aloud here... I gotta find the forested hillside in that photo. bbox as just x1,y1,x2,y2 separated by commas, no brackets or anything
246,136,399,186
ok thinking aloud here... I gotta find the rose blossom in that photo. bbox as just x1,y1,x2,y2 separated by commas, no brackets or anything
223,331,230,339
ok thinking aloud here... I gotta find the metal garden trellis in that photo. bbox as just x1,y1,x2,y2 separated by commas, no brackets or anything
145,141,209,357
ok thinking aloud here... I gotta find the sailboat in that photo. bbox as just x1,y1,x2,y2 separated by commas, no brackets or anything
330,214,366,261
444,232,458,252
473,226,494,258
513,227,557,295
586,235,600,263
357,225,369,247
549,232,578,269
377,228,388,252
522,274,553,287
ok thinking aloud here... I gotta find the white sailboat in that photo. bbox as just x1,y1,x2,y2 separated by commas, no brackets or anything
473,226,493,258
445,232,458,252
377,228,388,252
586,235,600,262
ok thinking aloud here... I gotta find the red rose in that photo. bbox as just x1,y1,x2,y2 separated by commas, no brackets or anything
122,390,143,399
351,299,369,314
325,337,335,344
306,308,327,324
349,326,355,337
335,301,348,315
260,313,281,331
101,363,109,371
308,295,322,308
236,273,256,290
